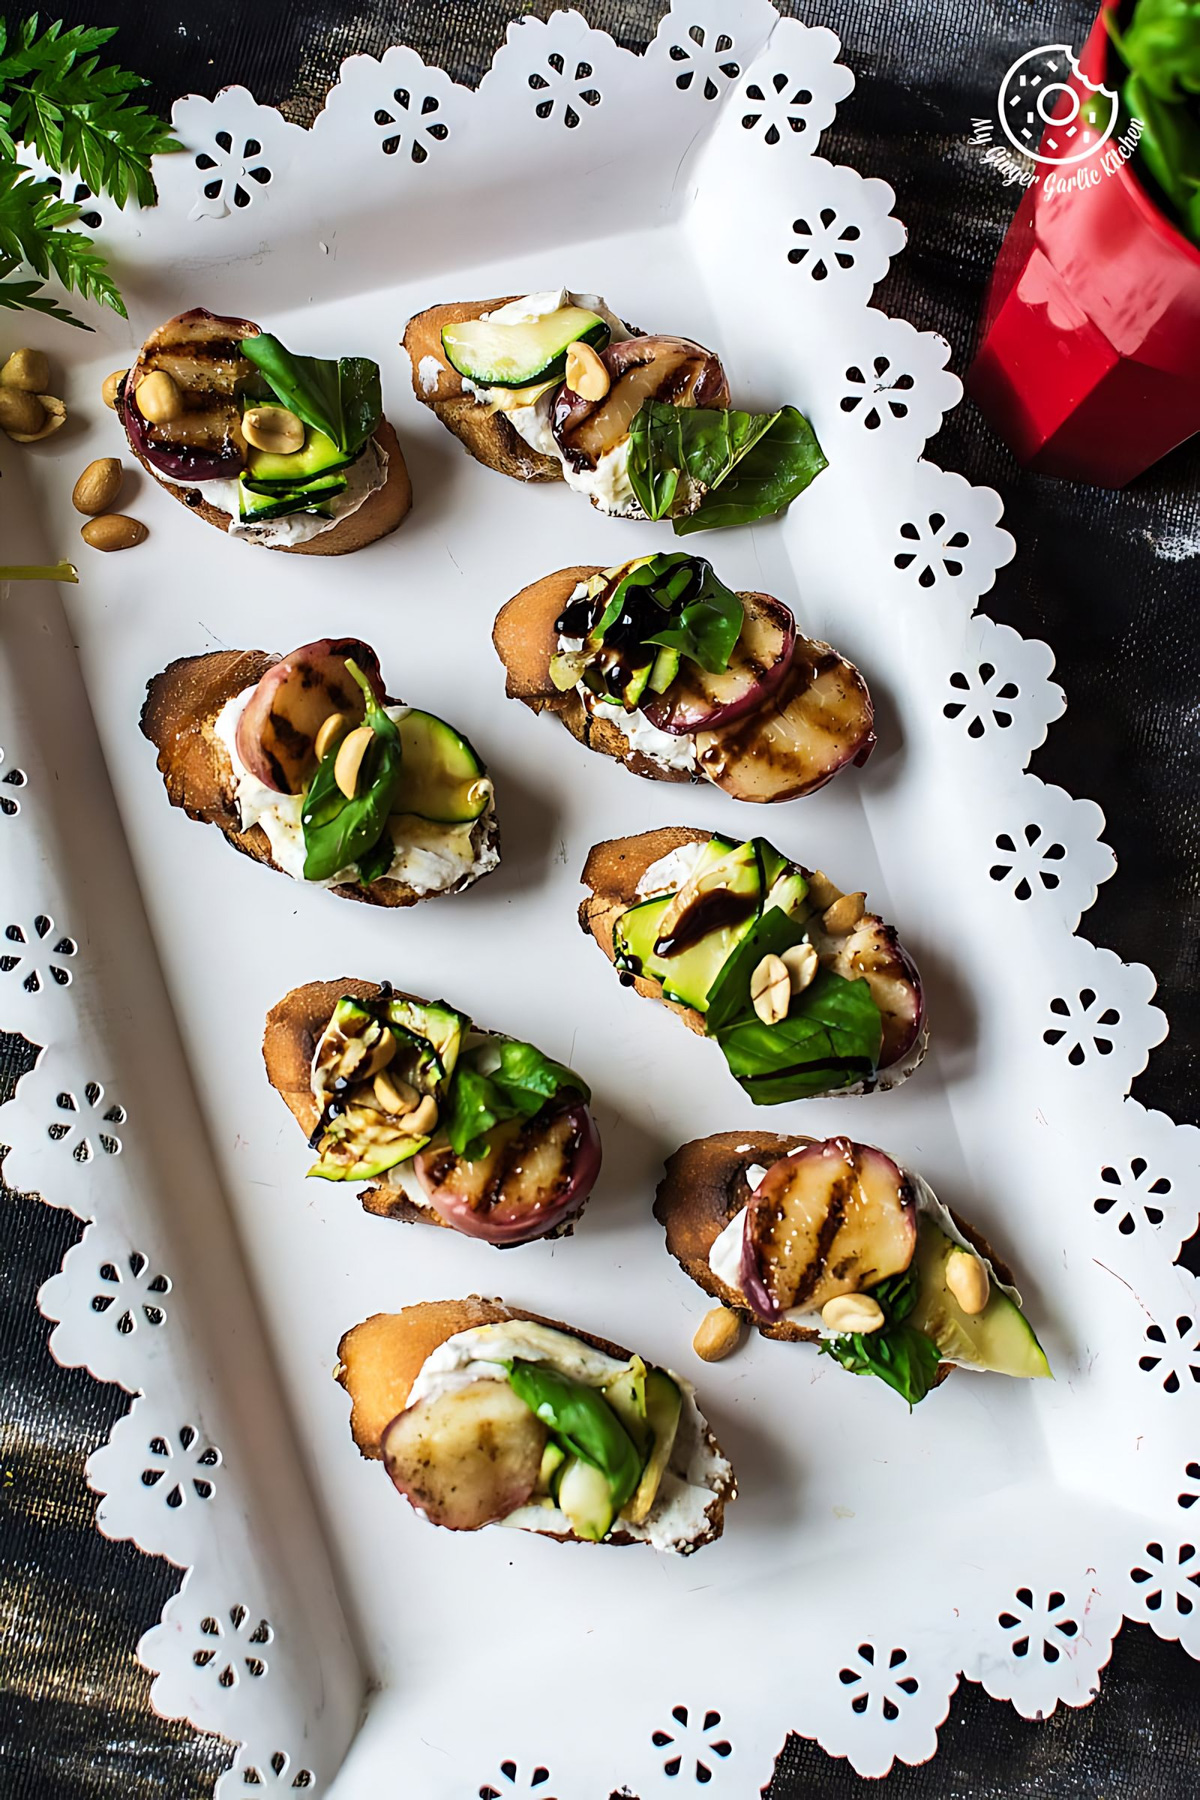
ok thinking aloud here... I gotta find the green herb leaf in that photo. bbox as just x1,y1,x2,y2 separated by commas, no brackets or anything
441,1040,588,1160
507,1361,643,1512
628,401,827,533
715,967,884,1104
1108,0,1200,245
819,1320,940,1407
588,552,744,685
242,335,382,459
301,661,402,883
704,904,811,1034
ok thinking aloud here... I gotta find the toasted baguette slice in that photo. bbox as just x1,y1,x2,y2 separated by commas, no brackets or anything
403,298,563,482
579,828,926,1085
140,650,497,908
656,1132,1014,1385
495,566,874,800
336,1297,734,1550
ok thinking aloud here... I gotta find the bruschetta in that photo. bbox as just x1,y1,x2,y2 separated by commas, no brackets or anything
494,552,874,800
404,288,825,532
580,827,926,1101
118,307,411,552
140,635,498,906
336,1298,734,1548
264,980,600,1244
657,1132,1051,1405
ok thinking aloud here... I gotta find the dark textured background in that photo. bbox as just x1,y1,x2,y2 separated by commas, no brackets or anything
2,2,1198,1796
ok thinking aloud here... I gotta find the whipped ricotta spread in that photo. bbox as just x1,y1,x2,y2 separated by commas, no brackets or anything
636,840,711,898
212,686,499,892
460,289,644,516
180,439,387,548
708,1167,1022,1368
408,1319,732,1552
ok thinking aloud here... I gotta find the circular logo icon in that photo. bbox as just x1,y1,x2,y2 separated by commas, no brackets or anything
998,43,1117,166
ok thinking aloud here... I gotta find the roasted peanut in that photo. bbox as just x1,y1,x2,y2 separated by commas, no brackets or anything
750,952,791,1026
314,710,350,762
374,1070,419,1117
822,891,866,935
80,513,148,552
945,1248,990,1316
101,368,127,409
242,404,305,455
821,1292,885,1335
136,369,181,424
334,724,374,799
565,339,610,401
8,393,67,443
693,1305,744,1362
72,457,123,516
398,1093,438,1138
805,869,843,911
781,943,819,993
1,348,50,392
0,388,46,436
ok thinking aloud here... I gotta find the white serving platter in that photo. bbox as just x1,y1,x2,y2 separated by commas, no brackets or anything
2,5,1198,1795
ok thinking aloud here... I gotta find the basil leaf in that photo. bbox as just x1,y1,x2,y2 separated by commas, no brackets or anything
242,333,382,457
301,661,402,882
628,402,827,533
639,556,745,673
819,1321,940,1407
715,968,883,1104
591,552,744,677
507,1362,643,1510
704,906,812,1035
441,1040,588,1160
356,833,395,888
675,406,828,535
440,1064,504,1162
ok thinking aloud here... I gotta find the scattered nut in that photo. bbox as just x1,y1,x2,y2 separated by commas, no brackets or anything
750,952,791,1026
72,457,123,516
242,403,305,455
135,368,182,424
7,393,67,443
693,1305,744,1362
314,710,350,763
822,890,866,935
101,368,128,409
0,387,46,436
333,723,374,799
781,943,819,994
397,1093,438,1138
945,1248,990,1316
805,869,843,911
80,513,147,552
565,338,611,401
374,1070,419,1117
821,1292,885,1335
1,348,50,392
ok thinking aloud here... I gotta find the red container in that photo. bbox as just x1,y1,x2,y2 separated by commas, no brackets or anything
969,3,1200,486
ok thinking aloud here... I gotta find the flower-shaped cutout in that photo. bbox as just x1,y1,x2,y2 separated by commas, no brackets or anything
228,1749,313,1791
895,510,970,587
1179,1461,1200,1511
46,1078,124,1160
479,1761,554,1798
141,1423,220,1509
193,131,272,215
989,823,1067,902
527,54,602,128
3,913,76,994
373,86,450,162
91,1251,169,1335
841,355,915,430
191,1604,272,1688
1139,1316,1200,1394
837,1643,919,1722
1131,1541,1200,1619
788,207,861,280
943,661,1020,738
0,751,27,816
1093,1157,1172,1236
744,71,814,144
1043,988,1121,1066
998,1588,1079,1663
44,172,102,230
652,1703,732,1780
668,24,740,99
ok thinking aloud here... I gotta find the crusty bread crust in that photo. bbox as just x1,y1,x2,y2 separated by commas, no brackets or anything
336,1297,733,1549
126,417,412,554
139,650,498,908
578,826,711,1033
656,1130,1014,1386
403,299,563,483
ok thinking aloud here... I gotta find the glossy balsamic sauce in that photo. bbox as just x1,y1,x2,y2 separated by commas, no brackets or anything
555,561,706,702
654,887,758,957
